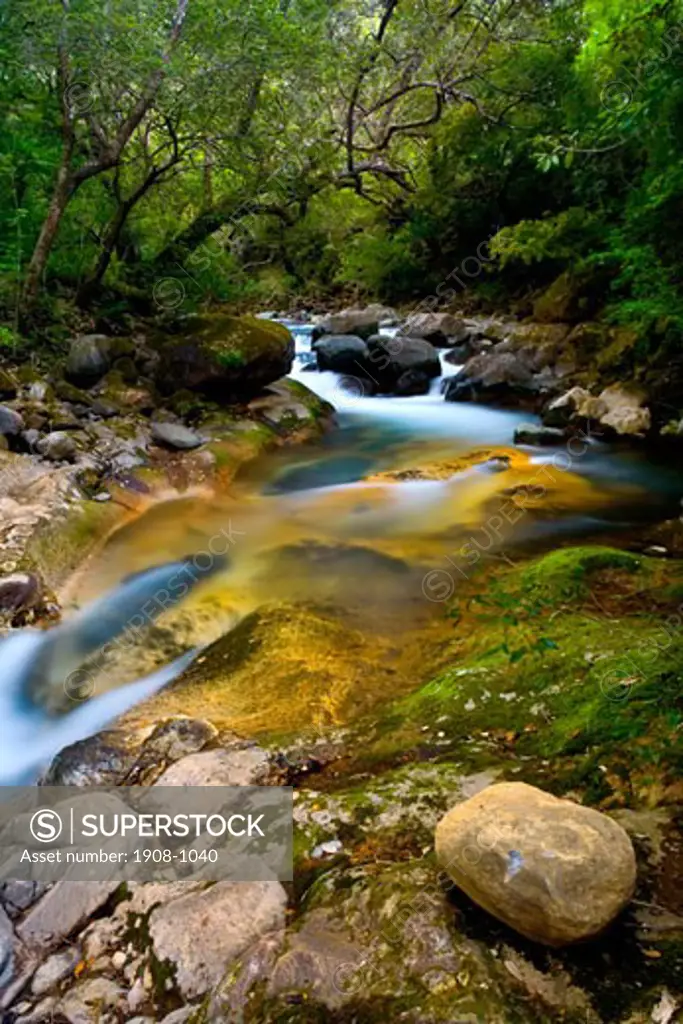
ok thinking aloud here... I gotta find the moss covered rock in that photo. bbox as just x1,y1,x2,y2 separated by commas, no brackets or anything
155,315,294,403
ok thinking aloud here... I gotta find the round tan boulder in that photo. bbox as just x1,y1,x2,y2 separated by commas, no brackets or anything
435,782,636,946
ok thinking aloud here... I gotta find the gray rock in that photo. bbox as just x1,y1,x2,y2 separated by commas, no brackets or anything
36,431,77,462
443,350,544,405
514,423,567,446
314,305,391,340
56,977,125,1024
160,1008,198,1024
398,312,469,347
314,335,369,375
20,429,41,451
149,881,287,998
31,946,81,996
44,717,219,787
0,573,42,616
0,881,47,919
435,781,636,946
393,369,431,396
0,404,24,437
90,400,118,418
151,421,203,450
0,902,14,989
154,746,269,787
366,335,441,393
65,335,111,387
17,881,120,953
27,382,53,402
13,997,58,1024
160,1007,200,1024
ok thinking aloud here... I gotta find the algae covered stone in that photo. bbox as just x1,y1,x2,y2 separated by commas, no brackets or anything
435,781,636,946
155,314,294,402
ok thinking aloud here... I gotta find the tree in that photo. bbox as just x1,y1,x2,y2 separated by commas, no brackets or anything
16,0,191,314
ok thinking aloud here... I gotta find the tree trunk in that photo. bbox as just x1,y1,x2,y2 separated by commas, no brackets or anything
76,199,132,306
151,202,241,271
21,151,74,312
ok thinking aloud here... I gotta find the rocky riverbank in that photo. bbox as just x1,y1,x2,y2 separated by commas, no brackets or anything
2,303,683,1023
0,313,334,629
3,544,683,1023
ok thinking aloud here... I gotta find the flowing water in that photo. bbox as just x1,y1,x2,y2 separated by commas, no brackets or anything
2,321,682,784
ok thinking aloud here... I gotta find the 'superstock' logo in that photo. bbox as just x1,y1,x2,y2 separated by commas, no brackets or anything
29,808,63,843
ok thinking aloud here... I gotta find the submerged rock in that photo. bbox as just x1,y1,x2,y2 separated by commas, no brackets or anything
513,423,567,446
435,782,636,946
124,603,416,737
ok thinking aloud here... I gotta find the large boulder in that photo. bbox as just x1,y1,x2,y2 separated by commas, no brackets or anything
64,335,112,387
314,304,393,340
148,881,287,999
598,384,651,436
398,312,470,347
542,384,651,437
155,315,294,402
443,350,543,406
435,782,636,947
394,369,431,396
314,334,369,375
365,335,440,393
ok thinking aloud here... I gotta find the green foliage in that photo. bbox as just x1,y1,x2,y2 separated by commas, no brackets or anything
335,225,427,301
0,0,681,353
490,209,600,269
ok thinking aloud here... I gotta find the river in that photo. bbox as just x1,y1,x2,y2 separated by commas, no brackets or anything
1,320,681,785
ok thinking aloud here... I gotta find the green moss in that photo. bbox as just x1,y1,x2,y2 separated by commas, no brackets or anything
518,545,643,604
325,547,682,804
189,313,293,364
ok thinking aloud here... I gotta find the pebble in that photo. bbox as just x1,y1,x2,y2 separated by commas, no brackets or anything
111,950,127,970
312,839,343,858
